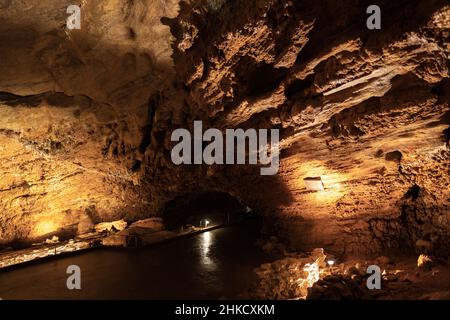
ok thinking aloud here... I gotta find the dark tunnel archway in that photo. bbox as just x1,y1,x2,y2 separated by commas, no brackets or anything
162,191,252,231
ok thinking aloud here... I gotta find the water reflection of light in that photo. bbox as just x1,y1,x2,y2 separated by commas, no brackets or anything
199,231,216,269
201,232,212,256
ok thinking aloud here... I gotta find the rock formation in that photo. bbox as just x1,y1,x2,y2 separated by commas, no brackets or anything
0,0,449,258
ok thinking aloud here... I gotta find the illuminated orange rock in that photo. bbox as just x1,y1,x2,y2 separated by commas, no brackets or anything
0,0,448,259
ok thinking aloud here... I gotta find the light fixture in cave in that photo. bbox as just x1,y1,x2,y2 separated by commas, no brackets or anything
327,259,335,272
304,176,325,191
200,219,211,228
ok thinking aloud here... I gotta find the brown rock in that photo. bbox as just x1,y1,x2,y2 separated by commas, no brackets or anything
0,0,449,265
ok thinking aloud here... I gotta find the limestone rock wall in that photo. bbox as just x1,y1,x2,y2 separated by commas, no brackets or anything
0,0,449,257
146,0,450,257
0,0,178,244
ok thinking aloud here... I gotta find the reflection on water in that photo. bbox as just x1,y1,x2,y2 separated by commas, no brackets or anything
0,219,274,300
200,232,216,269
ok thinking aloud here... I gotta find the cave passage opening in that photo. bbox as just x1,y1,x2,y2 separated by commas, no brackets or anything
162,191,253,231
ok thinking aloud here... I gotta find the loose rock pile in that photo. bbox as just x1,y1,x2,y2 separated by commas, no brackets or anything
250,244,450,300
250,248,328,299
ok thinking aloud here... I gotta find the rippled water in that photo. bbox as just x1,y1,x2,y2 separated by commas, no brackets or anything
0,220,273,299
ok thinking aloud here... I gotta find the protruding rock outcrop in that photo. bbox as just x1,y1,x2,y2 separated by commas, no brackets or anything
0,0,449,258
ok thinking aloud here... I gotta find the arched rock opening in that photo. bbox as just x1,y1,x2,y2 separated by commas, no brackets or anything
162,191,249,230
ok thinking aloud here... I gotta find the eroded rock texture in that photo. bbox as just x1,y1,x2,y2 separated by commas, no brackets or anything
0,0,179,244
0,0,449,257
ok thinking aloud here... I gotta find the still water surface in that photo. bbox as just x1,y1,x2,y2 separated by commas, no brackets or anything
0,220,273,299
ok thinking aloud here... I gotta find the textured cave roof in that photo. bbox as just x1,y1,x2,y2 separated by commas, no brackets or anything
0,0,448,256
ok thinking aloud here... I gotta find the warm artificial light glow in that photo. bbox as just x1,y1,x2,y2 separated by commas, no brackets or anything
303,262,320,287
417,254,433,268
34,220,58,237
199,231,216,269
294,163,347,205
327,260,335,266
201,231,212,255
200,219,211,228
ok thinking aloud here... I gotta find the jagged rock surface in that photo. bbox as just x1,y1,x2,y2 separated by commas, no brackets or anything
0,0,449,257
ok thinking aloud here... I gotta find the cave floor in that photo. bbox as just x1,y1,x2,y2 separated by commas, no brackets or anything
370,258,450,300
1,220,449,300
251,249,450,300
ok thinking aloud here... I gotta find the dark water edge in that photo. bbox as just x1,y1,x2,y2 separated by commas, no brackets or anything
0,219,274,300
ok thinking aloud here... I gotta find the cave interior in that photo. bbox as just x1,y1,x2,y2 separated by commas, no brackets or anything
0,0,449,300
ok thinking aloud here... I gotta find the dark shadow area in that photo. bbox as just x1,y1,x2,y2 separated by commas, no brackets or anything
0,91,52,107
0,220,275,299
399,185,450,257
284,74,316,100
295,0,449,67
239,61,288,97
163,191,247,230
